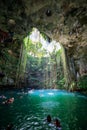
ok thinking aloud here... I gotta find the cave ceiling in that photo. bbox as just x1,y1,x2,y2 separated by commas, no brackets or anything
0,0,87,60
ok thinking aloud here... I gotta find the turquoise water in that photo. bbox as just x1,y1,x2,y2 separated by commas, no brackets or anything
0,89,87,130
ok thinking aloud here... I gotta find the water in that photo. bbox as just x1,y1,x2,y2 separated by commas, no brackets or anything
0,89,87,130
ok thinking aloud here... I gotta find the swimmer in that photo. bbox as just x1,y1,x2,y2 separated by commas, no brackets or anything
46,115,55,128
6,123,13,130
0,95,6,99
7,97,14,103
54,118,62,130
47,115,52,123
2,97,14,104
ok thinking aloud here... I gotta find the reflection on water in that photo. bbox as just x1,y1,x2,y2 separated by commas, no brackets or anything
0,89,87,130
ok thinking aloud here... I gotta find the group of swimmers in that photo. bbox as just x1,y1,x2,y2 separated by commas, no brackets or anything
47,115,62,130
0,94,62,129
6,115,61,130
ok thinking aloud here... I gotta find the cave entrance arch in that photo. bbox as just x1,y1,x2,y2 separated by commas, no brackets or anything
18,28,65,89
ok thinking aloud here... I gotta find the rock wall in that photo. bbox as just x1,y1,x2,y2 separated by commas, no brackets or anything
0,0,87,88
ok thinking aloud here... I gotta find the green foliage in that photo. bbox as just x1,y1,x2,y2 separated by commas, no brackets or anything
23,28,64,89
40,32,48,41
77,75,87,89
0,41,20,86
24,35,44,57
56,77,65,89
56,49,62,56
26,55,44,88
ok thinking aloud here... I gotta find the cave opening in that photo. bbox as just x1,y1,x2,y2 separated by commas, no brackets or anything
19,27,65,89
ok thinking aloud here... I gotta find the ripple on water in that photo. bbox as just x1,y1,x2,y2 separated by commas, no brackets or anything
41,101,60,109
0,89,87,130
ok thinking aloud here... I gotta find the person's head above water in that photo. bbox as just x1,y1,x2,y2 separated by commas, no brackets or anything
47,115,51,123
6,123,13,130
54,118,61,127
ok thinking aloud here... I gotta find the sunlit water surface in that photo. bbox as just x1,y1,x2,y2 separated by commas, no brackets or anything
0,89,87,130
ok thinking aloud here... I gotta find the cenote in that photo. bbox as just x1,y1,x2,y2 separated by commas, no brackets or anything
0,89,87,130
0,0,87,129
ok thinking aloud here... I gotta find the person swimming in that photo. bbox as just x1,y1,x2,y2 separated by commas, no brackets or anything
0,95,6,99
6,123,13,130
47,115,52,123
2,97,14,104
46,115,55,128
54,118,62,130
46,115,62,129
